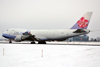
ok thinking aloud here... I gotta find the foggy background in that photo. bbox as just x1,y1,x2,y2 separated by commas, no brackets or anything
0,0,100,39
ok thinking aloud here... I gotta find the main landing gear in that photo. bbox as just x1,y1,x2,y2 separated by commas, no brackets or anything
38,41,46,44
31,41,35,44
31,41,46,44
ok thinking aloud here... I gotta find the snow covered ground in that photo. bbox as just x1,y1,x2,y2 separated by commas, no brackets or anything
0,43,100,67
1,41,100,45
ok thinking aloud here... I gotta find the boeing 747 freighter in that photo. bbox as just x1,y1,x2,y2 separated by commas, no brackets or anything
2,12,93,44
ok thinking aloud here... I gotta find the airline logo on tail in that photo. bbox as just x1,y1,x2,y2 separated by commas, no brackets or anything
77,17,88,28
71,12,93,29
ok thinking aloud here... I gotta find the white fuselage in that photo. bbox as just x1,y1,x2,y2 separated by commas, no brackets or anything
2,29,90,41
30,29,89,40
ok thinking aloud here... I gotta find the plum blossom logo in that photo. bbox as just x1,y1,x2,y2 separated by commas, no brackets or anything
77,17,89,28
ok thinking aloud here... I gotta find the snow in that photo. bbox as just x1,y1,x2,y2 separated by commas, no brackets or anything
1,41,100,45
0,43,100,67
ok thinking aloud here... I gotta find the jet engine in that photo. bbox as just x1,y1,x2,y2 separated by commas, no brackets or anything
14,35,25,42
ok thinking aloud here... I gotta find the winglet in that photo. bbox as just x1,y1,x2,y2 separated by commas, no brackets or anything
71,12,93,29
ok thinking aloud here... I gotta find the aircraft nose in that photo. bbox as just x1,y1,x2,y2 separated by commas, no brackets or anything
2,32,16,39
2,33,7,38
2,32,9,38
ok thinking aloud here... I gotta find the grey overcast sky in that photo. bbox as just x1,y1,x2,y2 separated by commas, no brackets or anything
0,0,100,39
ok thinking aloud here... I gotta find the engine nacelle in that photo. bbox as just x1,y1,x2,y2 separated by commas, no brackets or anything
14,36,23,42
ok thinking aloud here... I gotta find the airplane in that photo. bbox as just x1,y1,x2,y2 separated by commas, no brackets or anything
2,12,93,44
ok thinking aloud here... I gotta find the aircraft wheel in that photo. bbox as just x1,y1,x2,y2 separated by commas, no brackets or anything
38,41,46,44
31,41,35,44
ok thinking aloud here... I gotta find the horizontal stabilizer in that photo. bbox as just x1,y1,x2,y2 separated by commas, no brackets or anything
73,29,86,33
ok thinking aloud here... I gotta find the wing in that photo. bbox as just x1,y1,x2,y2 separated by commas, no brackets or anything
22,32,48,41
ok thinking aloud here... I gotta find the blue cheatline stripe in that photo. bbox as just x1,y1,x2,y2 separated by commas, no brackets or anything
2,34,16,39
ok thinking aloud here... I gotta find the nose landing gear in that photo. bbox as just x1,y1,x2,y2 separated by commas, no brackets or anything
9,39,12,43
